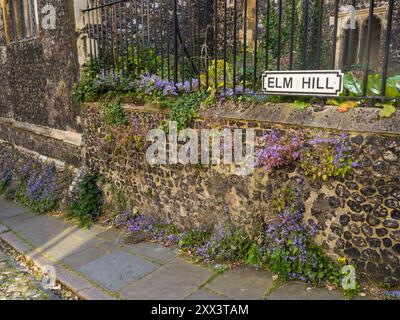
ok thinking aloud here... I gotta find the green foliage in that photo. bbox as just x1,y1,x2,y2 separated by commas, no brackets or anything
179,229,211,249
161,91,208,130
101,96,128,126
245,243,263,267
118,47,161,75
293,100,311,110
271,187,296,214
200,60,234,96
300,131,356,181
67,172,102,229
343,72,400,99
0,181,7,195
378,104,397,118
72,59,103,102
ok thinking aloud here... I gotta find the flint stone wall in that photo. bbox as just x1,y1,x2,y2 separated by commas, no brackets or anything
83,102,400,286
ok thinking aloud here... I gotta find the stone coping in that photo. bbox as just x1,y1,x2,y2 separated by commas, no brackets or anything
0,117,82,146
85,102,400,135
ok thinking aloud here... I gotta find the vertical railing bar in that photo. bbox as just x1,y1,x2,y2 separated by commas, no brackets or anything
87,1,93,63
233,0,237,94
160,0,164,79
316,0,324,69
214,0,218,95
147,0,150,45
223,0,228,94
277,0,282,70
205,0,209,88
141,0,145,73
381,0,394,97
98,1,104,66
92,1,98,60
302,0,309,69
347,0,356,71
135,0,140,74
153,1,159,75
289,0,295,70
362,0,375,97
331,0,339,69
130,0,136,77
104,5,109,75
118,1,124,76
173,0,178,84
243,0,248,93
111,5,117,74
189,0,193,90
252,0,259,90
167,0,171,82
124,2,130,76
196,0,201,90
265,0,270,70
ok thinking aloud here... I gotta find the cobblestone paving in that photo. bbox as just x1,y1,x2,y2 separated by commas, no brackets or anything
0,240,77,300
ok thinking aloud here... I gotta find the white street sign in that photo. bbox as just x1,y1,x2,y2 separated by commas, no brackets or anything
262,70,344,96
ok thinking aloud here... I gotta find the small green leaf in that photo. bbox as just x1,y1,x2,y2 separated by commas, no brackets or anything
293,100,310,110
378,104,397,118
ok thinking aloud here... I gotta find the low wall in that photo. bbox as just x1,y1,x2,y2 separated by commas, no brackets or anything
83,102,400,286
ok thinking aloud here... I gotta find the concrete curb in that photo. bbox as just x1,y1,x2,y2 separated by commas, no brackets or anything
0,231,117,300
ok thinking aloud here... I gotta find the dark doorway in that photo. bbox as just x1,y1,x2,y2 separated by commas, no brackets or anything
342,21,359,70
361,15,381,71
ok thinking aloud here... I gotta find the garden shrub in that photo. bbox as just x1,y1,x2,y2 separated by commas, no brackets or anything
67,172,102,229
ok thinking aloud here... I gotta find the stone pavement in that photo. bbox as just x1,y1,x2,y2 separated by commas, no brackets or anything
0,198,371,300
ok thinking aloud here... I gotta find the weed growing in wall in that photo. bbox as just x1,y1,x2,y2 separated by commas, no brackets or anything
67,172,102,229
101,96,128,126
300,131,357,181
256,130,303,171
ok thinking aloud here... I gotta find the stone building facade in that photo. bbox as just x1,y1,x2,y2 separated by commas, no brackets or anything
0,0,83,167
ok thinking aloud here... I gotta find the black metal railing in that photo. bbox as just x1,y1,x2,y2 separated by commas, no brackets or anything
82,0,400,100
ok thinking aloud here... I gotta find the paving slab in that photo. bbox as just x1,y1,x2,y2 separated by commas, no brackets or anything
0,223,8,234
42,235,100,261
1,211,37,227
78,250,158,292
267,282,345,300
206,267,274,300
10,215,71,247
123,242,176,264
92,226,123,242
0,199,30,219
120,259,212,300
62,245,109,268
185,289,232,300
56,268,94,292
